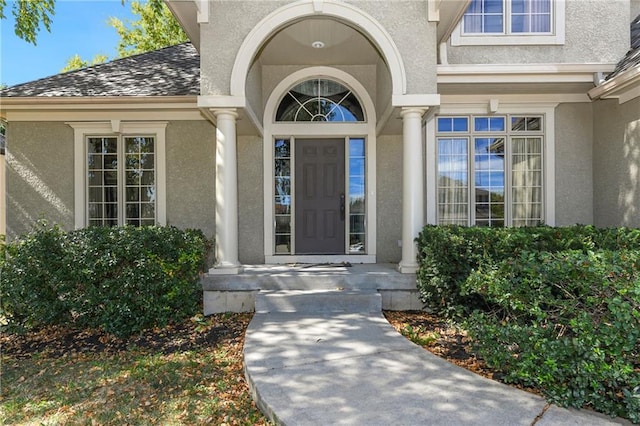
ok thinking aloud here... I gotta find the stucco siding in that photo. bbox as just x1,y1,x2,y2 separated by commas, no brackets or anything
200,1,437,97
554,103,594,226
199,1,287,96
246,61,264,126
593,97,640,227
5,122,75,238
237,135,264,264
447,0,629,65
376,134,402,263
165,120,216,238
353,0,437,94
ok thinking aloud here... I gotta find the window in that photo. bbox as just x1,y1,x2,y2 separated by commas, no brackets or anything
436,115,543,227
463,0,551,35
276,79,364,122
451,0,563,45
274,139,292,253
348,138,366,253
87,135,156,227
69,121,167,229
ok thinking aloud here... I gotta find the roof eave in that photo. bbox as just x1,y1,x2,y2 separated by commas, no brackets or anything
0,95,198,107
435,0,472,44
588,66,640,103
165,0,200,51
0,95,200,120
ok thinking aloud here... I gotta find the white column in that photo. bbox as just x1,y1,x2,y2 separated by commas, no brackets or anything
210,109,242,274
399,107,427,273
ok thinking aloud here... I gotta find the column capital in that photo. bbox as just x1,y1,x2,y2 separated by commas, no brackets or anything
211,108,239,119
399,107,429,118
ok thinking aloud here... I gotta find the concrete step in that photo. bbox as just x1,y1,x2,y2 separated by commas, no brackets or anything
255,290,382,314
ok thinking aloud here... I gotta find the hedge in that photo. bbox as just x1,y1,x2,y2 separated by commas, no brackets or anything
416,225,640,317
415,225,640,423
1,223,211,337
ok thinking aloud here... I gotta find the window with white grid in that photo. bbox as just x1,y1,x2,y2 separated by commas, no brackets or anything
436,115,544,227
87,135,156,227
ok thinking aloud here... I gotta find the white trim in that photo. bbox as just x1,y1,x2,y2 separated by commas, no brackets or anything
5,110,203,122
425,111,438,225
263,67,377,260
450,0,565,46
196,0,208,23
265,254,376,264
197,95,246,108
588,66,640,103
392,94,441,108
441,93,591,104
229,0,407,98
438,63,616,84
431,103,558,226
66,121,168,229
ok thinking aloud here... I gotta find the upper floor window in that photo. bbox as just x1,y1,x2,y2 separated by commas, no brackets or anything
276,79,365,122
452,0,564,46
463,0,551,35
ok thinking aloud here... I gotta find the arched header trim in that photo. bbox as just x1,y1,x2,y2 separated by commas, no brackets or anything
230,0,406,98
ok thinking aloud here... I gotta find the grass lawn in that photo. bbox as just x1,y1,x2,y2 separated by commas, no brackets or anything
1,313,269,425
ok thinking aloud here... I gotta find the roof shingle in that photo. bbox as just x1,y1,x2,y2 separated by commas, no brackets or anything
0,42,200,97
607,13,640,80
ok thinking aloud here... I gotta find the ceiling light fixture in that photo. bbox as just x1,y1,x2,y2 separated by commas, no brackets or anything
311,40,325,49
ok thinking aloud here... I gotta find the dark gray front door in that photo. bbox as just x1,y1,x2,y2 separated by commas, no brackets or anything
295,138,345,254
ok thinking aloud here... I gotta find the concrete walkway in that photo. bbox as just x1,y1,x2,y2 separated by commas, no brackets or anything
244,305,628,425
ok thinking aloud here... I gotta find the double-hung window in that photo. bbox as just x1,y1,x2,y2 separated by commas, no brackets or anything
436,115,544,227
452,0,564,45
87,135,156,227
69,121,167,229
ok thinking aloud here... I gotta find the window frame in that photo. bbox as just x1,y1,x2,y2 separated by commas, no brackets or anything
68,121,167,229
86,134,158,227
451,0,565,46
435,113,545,227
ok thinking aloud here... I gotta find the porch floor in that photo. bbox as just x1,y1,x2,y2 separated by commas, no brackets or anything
201,263,423,314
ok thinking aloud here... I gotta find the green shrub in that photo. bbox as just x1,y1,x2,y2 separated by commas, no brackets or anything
464,250,640,422
416,225,640,316
1,223,211,337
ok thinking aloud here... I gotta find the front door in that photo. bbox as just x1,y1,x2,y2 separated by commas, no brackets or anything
295,138,345,254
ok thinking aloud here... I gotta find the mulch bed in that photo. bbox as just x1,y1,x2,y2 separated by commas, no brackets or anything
1,314,251,360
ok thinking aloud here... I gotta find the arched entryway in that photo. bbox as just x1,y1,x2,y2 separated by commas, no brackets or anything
263,68,377,263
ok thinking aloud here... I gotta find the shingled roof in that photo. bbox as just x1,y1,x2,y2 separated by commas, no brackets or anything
607,13,640,80
0,42,199,98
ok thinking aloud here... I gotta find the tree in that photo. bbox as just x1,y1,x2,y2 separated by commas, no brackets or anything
109,0,187,58
61,54,109,73
0,0,170,45
0,0,55,45
60,0,187,72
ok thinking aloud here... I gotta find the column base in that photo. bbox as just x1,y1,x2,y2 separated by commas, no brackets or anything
208,264,244,275
397,262,419,274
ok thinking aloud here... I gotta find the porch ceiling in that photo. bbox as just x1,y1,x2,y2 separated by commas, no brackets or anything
257,18,382,66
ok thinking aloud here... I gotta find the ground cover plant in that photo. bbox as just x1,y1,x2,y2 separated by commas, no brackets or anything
416,225,640,423
1,313,268,425
1,223,210,337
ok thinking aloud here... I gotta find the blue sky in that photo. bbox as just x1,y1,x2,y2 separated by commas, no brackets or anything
1,0,136,87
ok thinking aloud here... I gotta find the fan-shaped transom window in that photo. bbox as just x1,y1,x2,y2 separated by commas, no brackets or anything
276,79,365,122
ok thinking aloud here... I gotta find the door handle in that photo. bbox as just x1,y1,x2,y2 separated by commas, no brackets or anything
340,193,346,221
